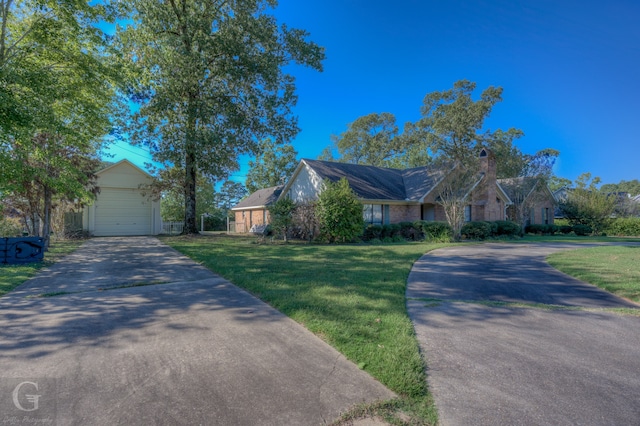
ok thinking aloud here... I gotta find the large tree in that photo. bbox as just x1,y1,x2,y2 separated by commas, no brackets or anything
417,80,520,238
2,134,101,242
320,112,431,168
484,128,526,178
246,138,297,193
322,112,401,167
118,0,324,234
158,167,223,231
0,0,120,245
217,180,247,211
418,80,506,164
600,179,640,197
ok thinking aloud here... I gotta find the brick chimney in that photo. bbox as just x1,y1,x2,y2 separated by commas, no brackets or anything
474,147,501,221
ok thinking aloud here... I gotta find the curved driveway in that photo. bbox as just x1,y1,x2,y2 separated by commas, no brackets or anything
407,243,640,426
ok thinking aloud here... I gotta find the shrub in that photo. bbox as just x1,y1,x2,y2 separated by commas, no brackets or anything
606,217,640,236
416,221,453,242
572,224,592,236
525,224,556,235
382,223,401,239
0,216,23,237
493,220,522,237
362,224,384,241
398,222,421,241
291,202,318,241
391,234,405,243
316,178,364,243
559,225,573,234
268,198,296,241
461,221,492,240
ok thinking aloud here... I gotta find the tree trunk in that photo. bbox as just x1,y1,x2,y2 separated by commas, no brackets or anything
42,186,52,249
183,149,198,234
183,103,199,235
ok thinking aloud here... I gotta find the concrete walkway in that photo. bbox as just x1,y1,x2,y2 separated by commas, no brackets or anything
0,237,394,425
407,243,640,426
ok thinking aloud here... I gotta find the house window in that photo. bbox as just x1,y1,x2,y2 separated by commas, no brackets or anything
464,205,472,222
529,208,535,225
363,204,383,225
422,204,435,221
542,207,549,225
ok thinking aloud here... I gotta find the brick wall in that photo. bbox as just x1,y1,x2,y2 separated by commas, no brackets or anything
234,209,270,233
389,205,421,223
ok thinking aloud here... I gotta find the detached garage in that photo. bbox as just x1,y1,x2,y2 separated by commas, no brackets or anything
83,160,162,236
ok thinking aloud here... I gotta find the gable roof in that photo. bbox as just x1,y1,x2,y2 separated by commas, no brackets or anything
96,159,153,178
232,185,283,210
301,159,406,200
297,159,452,202
498,176,554,203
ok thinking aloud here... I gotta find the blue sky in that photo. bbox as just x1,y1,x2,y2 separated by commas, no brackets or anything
105,0,640,186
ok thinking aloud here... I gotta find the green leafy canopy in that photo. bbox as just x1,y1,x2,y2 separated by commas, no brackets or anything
118,0,325,233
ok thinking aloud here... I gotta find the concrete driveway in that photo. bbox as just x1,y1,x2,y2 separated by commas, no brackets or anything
0,237,394,425
407,243,640,426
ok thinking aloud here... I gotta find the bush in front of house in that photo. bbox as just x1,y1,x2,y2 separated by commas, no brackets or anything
558,225,573,234
572,224,592,236
316,178,364,243
606,217,640,237
398,222,422,241
363,224,384,241
415,221,453,242
525,224,557,235
382,223,402,239
461,221,493,240
493,220,522,237
268,198,296,242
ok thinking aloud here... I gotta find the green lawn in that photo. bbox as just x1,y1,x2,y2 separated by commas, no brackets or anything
164,234,450,425
0,240,83,296
547,245,640,303
517,234,638,243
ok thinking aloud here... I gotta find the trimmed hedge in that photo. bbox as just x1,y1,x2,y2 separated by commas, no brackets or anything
525,224,563,235
572,224,592,236
461,221,493,240
415,221,453,242
493,220,522,236
364,219,530,243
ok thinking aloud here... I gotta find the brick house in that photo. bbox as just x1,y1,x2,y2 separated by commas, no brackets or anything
231,148,543,231
232,185,283,233
498,176,556,226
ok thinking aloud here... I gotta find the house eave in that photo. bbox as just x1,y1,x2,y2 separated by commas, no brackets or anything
359,198,421,205
231,205,268,211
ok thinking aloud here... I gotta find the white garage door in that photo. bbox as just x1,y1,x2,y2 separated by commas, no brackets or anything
94,188,152,236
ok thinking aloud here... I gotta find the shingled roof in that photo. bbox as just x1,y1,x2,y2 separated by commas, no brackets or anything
232,185,283,210
300,159,452,202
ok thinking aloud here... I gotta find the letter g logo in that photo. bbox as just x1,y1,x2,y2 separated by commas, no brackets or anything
12,381,41,412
